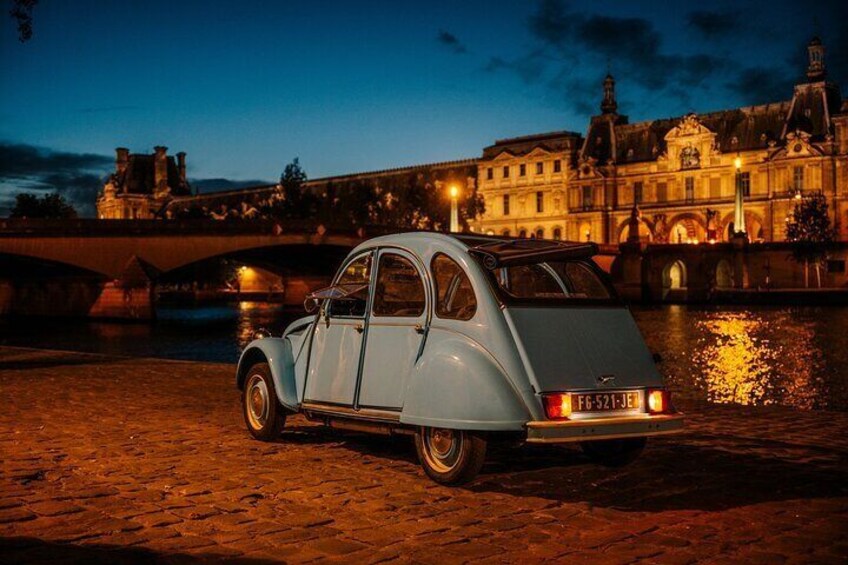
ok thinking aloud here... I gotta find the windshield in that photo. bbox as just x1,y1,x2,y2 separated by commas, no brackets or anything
490,259,617,304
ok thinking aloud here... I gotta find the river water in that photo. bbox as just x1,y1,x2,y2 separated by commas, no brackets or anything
2,303,846,411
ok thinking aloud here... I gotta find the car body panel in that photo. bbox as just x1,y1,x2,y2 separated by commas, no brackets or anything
503,306,662,392
237,337,298,411
304,318,363,405
399,328,530,430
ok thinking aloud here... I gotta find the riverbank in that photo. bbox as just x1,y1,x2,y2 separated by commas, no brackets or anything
1,346,846,563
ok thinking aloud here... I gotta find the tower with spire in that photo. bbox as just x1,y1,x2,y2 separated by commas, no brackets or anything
806,36,826,81
601,74,618,114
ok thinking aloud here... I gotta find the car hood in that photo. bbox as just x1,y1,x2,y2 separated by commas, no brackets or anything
503,306,662,392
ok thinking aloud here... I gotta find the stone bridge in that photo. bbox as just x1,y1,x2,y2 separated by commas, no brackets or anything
0,219,379,320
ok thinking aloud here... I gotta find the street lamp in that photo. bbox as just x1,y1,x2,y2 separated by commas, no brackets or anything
733,155,746,237
449,185,460,233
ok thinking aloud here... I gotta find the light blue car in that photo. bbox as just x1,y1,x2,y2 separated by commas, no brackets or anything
236,232,684,485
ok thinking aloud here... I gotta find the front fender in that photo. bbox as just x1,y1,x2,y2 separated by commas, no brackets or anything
400,333,530,431
236,338,299,411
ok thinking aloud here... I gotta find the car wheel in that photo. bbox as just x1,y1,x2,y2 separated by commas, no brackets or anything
242,363,286,441
414,427,486,485
581,437,646,467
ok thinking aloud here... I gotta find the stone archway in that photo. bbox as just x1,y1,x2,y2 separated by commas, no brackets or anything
578,221,592,242
720,211,766,242
663,259,687,289
616,217,654,243
667,213,707,244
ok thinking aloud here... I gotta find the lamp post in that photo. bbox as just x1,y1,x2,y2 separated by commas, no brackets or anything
449,185,459,233
733,156,747,237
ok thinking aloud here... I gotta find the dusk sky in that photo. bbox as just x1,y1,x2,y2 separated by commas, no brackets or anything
1,0,847,215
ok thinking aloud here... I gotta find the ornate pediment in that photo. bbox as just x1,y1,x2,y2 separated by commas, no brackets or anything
490,150,516,161
570,157,603,180
769,130,823,160
664,113,717,170
525,146,552,158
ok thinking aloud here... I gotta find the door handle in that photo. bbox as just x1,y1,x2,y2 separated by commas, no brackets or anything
354,323,364,334
414,324,426,334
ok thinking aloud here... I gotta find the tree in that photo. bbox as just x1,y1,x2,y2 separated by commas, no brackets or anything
278,157,308,217
9,0,37,42
10,192,78,219
785,192,834,288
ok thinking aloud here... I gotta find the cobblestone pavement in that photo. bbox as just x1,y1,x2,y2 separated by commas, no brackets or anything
1,346,847,564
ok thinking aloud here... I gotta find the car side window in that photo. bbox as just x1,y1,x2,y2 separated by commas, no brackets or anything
372,253,425,317
432,253,477,321
328,254,371,318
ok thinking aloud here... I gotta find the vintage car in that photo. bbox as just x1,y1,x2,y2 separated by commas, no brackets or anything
236,232,683,485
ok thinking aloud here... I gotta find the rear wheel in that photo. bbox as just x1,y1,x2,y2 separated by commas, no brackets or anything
581,437,646,467
414,427,486,485
242,363,286,441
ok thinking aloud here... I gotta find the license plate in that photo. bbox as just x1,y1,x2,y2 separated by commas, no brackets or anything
573,391,641,413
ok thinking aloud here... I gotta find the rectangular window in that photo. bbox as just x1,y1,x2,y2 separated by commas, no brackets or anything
372,253,425,318
519,163,526,176
486,167,493,180
634,181,643,204
503,165,510,178
741,172,751,197
793,166,804,190
657,182,668,202
553,159,561,173
503,194,510,216
582,186,593,210
710,177,721,199
536,162,544,175
685,177,695,202
536,191,544,213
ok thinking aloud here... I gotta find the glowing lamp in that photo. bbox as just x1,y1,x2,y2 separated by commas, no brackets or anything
449,185,459,199
542,393,572,420
734,157,742,170
794,191,802,200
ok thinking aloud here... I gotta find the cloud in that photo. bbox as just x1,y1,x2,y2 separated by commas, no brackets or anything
0,142,114,216
687,10,741,38
483,0,812,114
437,30,467,54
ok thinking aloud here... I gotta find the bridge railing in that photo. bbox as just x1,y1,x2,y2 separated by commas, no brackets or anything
0,218,409,238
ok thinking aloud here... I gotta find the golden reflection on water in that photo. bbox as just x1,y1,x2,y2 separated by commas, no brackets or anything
693,311,822,409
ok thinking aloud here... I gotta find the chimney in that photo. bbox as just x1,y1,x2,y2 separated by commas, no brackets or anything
115,147,129,175
176,151,186,184
153,146,168,193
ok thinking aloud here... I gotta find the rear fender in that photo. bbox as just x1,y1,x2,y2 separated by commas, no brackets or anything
400,333,530,431
236,338,299,411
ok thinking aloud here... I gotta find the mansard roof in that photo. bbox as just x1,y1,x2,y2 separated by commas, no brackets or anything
482,130,581,160
581,80,843,165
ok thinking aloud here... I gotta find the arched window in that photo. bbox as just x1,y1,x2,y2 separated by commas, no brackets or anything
518,229,527,239
535,228,544,239
553,227,562,240
502,229,511,237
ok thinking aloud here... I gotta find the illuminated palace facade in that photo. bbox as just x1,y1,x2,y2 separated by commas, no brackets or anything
475,38,848,244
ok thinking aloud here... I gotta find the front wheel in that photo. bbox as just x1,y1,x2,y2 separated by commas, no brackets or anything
242,363,286,441
414,427,486,485
581,437,646,467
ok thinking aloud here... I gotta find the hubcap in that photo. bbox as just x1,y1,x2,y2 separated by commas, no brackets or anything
245,375,269,430
423,428,463,472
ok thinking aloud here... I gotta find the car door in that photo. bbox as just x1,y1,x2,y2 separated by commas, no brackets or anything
304,251,372,406
357,250,428,410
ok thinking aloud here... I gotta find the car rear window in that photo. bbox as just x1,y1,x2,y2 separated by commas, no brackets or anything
494,260,614,302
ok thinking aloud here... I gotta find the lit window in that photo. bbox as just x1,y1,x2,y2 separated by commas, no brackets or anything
793,166,803,190
582,186,593,210
685,177,695,202
741,172,751,197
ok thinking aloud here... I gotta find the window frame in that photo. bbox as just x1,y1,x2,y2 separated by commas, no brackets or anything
536,162,544,175
503,165,510,178
519,163,526,177
553,159,561,173
370,250,427,319
503,194,510,216
326,250,374,319
430,253,477,321
536,191,544,213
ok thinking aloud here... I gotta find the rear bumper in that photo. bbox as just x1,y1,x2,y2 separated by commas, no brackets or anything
525,413,685,444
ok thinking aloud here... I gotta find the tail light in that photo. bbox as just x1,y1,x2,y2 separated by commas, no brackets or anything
647,389,673,414
542,393,572,420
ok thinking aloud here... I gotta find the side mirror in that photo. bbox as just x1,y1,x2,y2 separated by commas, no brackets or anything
652,352,663,364
303,297,321,314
